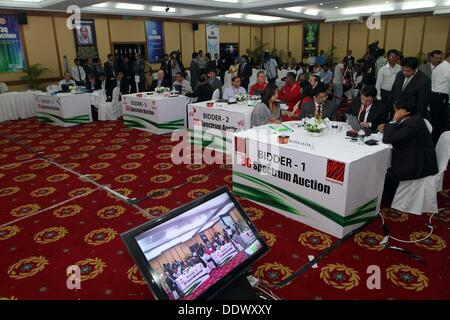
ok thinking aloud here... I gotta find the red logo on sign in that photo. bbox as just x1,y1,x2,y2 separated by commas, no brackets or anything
126,105,131,111
326,160,345,183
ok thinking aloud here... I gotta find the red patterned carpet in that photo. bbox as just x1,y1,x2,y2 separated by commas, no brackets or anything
0,118,449,300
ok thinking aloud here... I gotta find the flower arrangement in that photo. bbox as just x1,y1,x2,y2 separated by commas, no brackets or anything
235,93,247,103
155,86,168,94
304,117,329,135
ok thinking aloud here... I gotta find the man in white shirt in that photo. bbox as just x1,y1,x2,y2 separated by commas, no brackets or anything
70,58,86,86
419,50,443,79
430,50,450,143
172,72,192,95
307,53,316,69
332,59,346,106
59,72,76,91
223,76,247,101
376,49,401,106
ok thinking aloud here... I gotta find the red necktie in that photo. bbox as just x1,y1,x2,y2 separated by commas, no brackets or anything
359,105,367,122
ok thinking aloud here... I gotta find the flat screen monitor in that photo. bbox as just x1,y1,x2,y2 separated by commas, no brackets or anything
121,186,268,300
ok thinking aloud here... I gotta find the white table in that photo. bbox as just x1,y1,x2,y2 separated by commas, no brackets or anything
233,121,391,239
210,242,238,266
187,100,254,153
122,92,187,135
35,92,92,127
0,91,40,122
174,263,210,294
240,229,256,244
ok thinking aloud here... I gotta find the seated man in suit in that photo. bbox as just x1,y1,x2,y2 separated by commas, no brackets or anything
185,74,214,103
206,68,223,99
387,57,430,119
380,96,438,203
299,84,337,120
115,71,129,97
85,73,98,92
59,72,76,92
149,69,171,91
347,86,387,132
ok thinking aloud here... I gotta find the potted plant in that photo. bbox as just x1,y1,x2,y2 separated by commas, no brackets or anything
21,64,51,90
304,116,329,136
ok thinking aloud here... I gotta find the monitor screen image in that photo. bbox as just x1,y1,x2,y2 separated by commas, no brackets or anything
121,187,268,300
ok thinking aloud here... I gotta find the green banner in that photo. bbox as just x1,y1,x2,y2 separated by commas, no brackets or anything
0,15,26,72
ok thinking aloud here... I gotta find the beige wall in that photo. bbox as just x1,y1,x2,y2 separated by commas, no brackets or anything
288,24,302,61
1,12,449,87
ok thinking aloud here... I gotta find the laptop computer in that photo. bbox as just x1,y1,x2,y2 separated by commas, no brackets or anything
345,113,372,136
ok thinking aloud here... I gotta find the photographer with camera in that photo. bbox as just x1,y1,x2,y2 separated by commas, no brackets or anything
170,50,185,82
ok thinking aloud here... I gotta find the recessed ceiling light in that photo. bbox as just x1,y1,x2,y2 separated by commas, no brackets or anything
92,2,108,7
304,9,320,16
151,6,175,12
224,13,243,18
401,1,436,10
342,4,394,15
285,6,303,13
335,6,339,9
385,1,390,3
213,0,239,3
115,3,145,10
320,3,324,5
246,14,282,21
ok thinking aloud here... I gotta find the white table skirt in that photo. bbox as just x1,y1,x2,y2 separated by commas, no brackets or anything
0,91,40,122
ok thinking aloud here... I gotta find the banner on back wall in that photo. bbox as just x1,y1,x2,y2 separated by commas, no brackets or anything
73,19,98,59
206,24,220,58
303,23,319,59
145,20,164,63
0,14,26,72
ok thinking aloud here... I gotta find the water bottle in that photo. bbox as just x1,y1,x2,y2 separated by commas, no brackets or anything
331,122,338,135
357,129,365,145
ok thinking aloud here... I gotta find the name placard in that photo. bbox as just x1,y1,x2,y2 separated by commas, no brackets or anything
287,137,314,149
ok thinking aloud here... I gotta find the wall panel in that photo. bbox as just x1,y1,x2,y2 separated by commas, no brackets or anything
403,17,425,56
384,18,405,53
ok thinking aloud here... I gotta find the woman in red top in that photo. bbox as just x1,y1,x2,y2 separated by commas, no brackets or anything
278,72,302,112
249,70,267,96
282,80,313,121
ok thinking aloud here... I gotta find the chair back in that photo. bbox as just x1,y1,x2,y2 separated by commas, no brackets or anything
435,131,450,173
112,87,120,103
424,118,433,133
212,89,220,100
0,82,9,93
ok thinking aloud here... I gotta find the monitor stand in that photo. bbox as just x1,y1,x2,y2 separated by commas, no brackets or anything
211,274,259,300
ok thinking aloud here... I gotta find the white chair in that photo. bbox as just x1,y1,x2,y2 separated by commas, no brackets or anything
224,71,233,89
211,89,220,101
0,82,8,94
424,119,433,133
46,84,59,93
98,87,121,121
391,132,450,215
152,72,158,80
435,131,450,192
